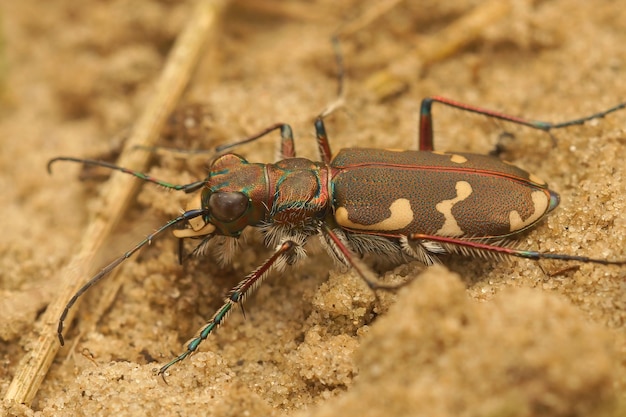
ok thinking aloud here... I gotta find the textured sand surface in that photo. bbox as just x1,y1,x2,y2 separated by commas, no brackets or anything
1,1,625,416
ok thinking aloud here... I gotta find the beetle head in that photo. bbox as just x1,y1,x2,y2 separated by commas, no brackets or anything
173,153,268,239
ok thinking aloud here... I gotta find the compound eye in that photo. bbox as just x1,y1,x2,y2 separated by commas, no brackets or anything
208,192,249,223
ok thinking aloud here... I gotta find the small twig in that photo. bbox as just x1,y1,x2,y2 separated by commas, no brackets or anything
4,0,229,406
364,0,513,100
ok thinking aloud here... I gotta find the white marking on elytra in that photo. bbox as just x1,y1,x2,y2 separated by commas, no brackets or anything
449,154,468,164
335,198,414,231
509,190,549,232
432,151,468,164
435,181,473,236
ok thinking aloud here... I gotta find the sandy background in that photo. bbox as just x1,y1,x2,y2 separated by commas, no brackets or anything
1,0,625,416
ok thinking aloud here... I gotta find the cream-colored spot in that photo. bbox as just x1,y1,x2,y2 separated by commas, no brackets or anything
431,151,467,164
335,198,414,231
435,181,473,236
528,172,546,186
509,190,549,232
450,154,468,164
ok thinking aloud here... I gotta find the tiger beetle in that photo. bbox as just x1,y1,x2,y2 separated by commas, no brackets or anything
48,96,626,377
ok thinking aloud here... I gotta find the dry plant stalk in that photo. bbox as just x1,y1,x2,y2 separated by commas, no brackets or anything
4,0,229,406
362,0,513,100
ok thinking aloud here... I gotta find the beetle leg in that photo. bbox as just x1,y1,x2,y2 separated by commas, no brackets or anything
214,123,297,159
214,115,337,164
419,96,626,151
313,36,345,164
407,233,626,266
158,239,301,376
150,36,347,165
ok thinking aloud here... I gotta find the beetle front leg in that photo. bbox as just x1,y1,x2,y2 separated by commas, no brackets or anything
214,123,297,159
215,117,335,164
158,239,301,376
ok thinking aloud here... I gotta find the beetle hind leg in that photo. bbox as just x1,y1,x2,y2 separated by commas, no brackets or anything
407,233,626,266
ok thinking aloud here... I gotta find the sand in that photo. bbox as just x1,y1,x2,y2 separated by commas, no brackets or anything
1,1,625,416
